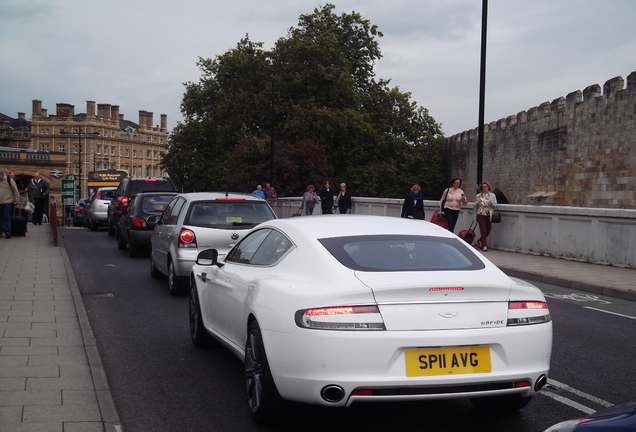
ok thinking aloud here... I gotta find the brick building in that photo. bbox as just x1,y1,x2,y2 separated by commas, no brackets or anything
0,99,170,219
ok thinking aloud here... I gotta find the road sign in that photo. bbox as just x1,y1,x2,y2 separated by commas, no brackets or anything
62,179,76,204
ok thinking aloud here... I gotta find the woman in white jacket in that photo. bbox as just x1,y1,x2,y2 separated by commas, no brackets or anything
474,181,497,251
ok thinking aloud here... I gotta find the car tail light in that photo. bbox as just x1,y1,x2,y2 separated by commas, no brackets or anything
507,301,551,326
96,190,102,199
75,206,83,212
295,305,386,330
132,216,147,228
178,229,197,248
118,196,130,211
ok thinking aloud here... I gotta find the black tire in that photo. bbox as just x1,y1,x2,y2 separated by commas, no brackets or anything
128,242,140,258
107,213,115,236
168,260,186,296
116,228,127,250
189,279,213,347
245,321,286,426
150,252,161,278
470,394,533,412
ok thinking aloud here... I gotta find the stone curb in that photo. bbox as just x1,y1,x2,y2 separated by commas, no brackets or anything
58,233,124,432
499,267,636,303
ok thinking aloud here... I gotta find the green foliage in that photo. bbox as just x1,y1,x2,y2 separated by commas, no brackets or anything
162,3,447,198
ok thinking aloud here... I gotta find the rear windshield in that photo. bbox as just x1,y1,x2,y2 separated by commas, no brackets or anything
140,194,176,214
319,235,485,272
130,180,175,195
185,200,276,228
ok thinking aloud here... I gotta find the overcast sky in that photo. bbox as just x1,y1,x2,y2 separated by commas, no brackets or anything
1,0,634,137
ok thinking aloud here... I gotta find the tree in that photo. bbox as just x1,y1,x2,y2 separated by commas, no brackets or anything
162,3,447,198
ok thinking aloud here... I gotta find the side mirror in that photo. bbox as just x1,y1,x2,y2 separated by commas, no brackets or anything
196,249,222,267
147,215,161,224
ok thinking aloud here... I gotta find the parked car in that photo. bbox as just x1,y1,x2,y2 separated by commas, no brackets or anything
84,187,116,231
108,177,177,236
150,192,277,295
72,199,88,227
188,215,553,425
116,192,178,257
544,400,636,431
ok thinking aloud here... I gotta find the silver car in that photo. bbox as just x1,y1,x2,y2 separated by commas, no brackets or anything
150,192,277,295
85,187,117,231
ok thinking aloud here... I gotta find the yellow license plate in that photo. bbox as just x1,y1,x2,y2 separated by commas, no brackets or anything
405,346,491,377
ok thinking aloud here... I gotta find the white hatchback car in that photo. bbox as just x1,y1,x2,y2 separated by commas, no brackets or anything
150,192,277,295
188,215,553,425
85,186,116,231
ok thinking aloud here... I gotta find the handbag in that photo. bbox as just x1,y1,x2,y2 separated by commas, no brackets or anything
491,209,501,223
430,211,448,229
21,201,35,213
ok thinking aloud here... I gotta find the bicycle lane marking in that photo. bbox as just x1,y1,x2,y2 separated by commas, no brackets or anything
541,379,614,414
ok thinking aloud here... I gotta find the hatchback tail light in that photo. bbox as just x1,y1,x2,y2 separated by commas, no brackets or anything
295,305,386,330
507,301,551,326
118,196,130,211
132,216,147,228
178,228,197,248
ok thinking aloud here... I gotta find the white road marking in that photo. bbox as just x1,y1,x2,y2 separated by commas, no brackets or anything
543,379,614,414
584,306,636,320
541,391,596,415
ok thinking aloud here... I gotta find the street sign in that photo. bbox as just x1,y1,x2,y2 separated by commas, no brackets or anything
62,179,76,204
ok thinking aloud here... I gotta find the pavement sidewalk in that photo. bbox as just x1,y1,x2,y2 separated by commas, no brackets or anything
0,224,122,432
1,225,635,432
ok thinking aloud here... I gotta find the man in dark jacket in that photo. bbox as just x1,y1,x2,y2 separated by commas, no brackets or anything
319,181,334,214
28,172,49,225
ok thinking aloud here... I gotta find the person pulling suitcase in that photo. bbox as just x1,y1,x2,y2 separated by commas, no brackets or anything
0,170,21,239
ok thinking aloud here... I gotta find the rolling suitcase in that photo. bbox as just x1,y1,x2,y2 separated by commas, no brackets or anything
458,221,476,245
10,207,28,237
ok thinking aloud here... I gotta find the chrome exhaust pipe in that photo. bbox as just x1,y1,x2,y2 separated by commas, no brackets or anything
321,385,345,403
535,375,548,391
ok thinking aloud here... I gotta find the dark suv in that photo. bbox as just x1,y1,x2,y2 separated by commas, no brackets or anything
108,177,177,236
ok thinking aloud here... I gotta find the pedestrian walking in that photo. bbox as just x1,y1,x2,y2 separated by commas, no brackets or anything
28,172,50,225
335,183,352,214
319,181,334,214
439,177,468,233
401,185,425,220
474,181,498,251
302,185,319,215
0,170,21,238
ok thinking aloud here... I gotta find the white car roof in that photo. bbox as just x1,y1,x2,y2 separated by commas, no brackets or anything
259,215,457,240
175,192,267,202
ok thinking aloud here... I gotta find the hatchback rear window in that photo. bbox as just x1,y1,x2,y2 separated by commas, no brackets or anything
141,195,176,213
319,235,485,272
185,201,276,228
130,180,176,195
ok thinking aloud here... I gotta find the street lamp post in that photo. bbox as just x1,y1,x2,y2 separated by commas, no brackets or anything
218,73,275,184
60,128,99,198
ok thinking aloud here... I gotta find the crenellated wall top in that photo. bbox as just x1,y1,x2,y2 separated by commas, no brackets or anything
449,70,636,140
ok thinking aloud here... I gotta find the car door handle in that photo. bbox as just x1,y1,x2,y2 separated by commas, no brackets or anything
198,272,207,281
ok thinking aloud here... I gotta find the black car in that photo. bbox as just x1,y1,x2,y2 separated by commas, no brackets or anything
544,400,636,431
108,177,177,236
116,192,178,257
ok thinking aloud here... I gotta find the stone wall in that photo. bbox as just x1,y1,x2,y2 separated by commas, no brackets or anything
446,71,636,209
272,197,636,268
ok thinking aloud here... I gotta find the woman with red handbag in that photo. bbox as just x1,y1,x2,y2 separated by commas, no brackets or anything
439,178,468,233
